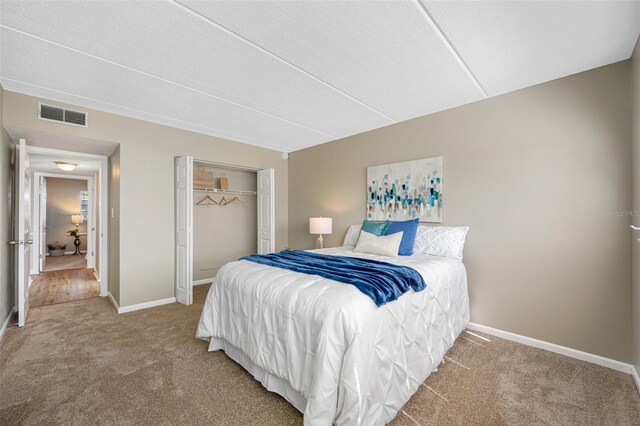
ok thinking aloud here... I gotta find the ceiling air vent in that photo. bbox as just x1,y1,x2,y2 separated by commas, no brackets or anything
38,103,88,127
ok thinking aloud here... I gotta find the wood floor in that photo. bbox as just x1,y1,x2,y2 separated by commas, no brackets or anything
29,268,100,308
43,255,87,272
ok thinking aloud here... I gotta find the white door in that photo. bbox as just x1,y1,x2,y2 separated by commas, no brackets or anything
39,176,47,272
257,169,275,254
14,139,32,327
175,156,193,305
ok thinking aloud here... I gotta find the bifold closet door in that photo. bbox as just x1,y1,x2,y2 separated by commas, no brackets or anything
257,168,275,254
175,156,193,305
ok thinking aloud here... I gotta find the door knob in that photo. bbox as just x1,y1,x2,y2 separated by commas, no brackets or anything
9,240,19,245
631,225,640,231
25,240,33,245
44,226,50,230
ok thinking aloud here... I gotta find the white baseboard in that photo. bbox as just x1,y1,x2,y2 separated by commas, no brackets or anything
632,366,640,395
0,309,15,343
107,291,119,312
94,270,106,297
106,293,176,315
46,251,85,256
467,322,635,375
117,297,176,314
193,278,214,286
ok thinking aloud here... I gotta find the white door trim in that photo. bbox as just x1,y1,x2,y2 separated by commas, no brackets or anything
191,158,262,173
26,146,107,160
27,146,109,297
30,175,41,275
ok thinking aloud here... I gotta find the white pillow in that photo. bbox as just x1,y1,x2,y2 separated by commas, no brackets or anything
343,224,362,246
413,226,469,261
354,230,403,257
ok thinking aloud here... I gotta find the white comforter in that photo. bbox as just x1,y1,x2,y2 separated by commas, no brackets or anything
197,247,469,425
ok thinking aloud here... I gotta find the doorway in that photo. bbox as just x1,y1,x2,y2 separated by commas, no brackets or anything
12,139,110,325
32,175,94,273
174,157,275,306
28,174,99,308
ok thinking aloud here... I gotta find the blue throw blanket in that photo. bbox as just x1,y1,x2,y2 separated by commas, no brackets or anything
240,250,426,307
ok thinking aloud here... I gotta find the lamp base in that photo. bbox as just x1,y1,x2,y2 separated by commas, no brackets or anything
316,235,324,250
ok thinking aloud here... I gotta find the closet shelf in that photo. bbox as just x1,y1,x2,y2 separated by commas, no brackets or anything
193,187,257,196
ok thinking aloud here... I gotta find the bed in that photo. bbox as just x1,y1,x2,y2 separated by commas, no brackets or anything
196,246,469,425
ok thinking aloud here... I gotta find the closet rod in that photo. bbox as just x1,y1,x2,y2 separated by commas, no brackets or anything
193,187,257,196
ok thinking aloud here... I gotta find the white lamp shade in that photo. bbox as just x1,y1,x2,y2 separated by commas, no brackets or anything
71,214,83,224
309,217,332,235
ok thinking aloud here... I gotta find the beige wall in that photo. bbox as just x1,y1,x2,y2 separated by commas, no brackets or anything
0,84,15,325
45,177,88,252
193,164,257,281
631,37,640,377
2,91,288,308
289,62,632,362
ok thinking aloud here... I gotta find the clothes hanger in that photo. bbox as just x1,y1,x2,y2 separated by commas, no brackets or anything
196,194,218,206
225,196,247,206
218,195,229,206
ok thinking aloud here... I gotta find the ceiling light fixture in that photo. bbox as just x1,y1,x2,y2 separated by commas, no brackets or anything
55,161,78,171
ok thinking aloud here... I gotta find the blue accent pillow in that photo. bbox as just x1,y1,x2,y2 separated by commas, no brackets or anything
385,218,419,256
361,220,389,236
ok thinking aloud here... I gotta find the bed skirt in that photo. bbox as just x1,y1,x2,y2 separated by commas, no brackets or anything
208,337,308,413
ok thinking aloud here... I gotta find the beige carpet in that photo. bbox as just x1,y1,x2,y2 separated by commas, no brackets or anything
0,284,638,425
43,255,87,272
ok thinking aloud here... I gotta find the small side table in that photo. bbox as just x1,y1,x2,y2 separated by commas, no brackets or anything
72,233,87,255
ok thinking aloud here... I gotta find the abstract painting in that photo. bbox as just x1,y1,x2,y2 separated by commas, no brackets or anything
367,156,443,222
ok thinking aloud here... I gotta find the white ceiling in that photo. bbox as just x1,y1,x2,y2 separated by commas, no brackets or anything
0,1,638,153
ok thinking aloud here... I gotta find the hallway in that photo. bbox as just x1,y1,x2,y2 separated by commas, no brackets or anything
42,255,87,272
29,268,99,308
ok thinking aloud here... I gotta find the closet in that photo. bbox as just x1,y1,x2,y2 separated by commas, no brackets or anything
174,156,274,305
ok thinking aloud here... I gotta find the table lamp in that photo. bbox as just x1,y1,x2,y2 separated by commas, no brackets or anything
71,214,83,231
309,217,332,249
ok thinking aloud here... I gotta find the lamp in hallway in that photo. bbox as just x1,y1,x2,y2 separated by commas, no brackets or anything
309,217,332,249
71,214,83,231
71,214,83,255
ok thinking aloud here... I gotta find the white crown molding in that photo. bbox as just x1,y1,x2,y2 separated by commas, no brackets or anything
0,78,294,153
